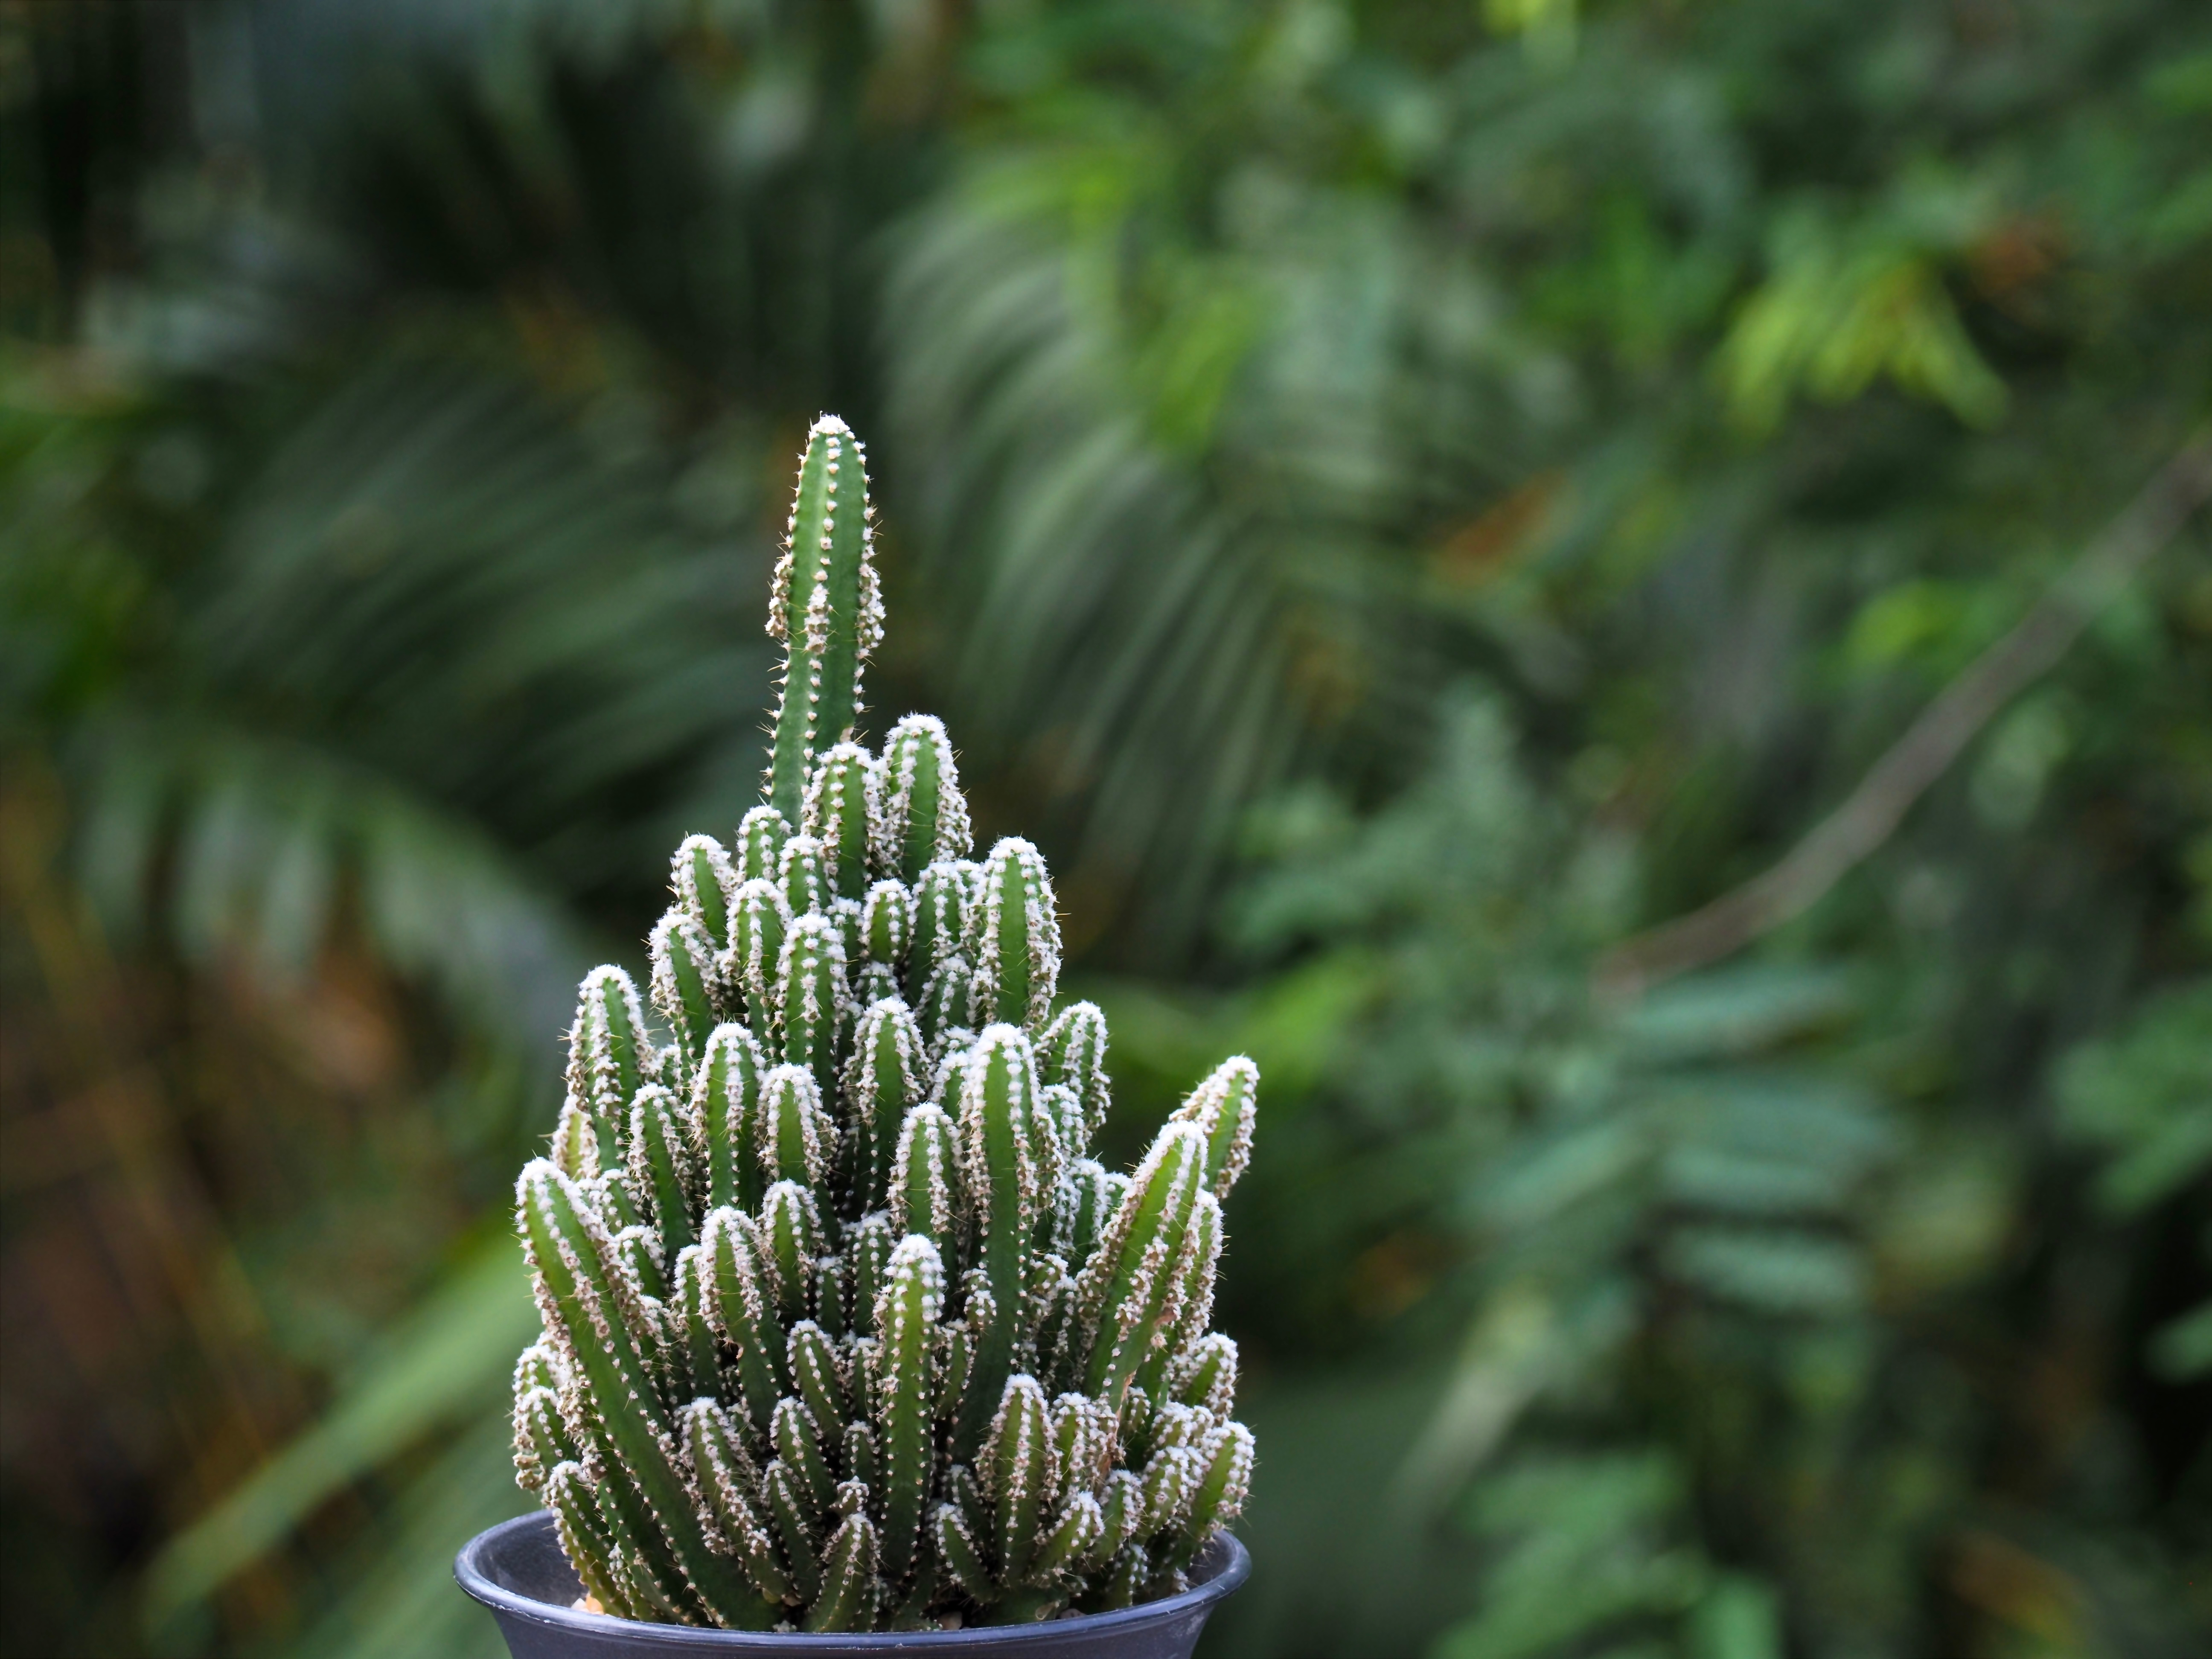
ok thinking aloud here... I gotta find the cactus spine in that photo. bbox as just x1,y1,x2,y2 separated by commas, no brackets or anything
512,418,1256,1632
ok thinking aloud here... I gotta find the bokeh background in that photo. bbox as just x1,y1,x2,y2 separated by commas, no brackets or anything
3,2,2209,1656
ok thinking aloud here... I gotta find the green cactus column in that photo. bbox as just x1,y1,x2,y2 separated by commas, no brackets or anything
765,416,884,827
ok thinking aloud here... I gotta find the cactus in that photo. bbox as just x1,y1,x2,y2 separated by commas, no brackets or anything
511,416,1256,1633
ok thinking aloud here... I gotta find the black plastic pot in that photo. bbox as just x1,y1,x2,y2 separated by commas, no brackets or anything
456,1513,1251,1659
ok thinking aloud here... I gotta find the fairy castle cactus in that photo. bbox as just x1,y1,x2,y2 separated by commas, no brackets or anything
509,416,1257,1632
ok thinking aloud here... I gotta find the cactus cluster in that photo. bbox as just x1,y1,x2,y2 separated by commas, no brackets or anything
510,416,1257,1632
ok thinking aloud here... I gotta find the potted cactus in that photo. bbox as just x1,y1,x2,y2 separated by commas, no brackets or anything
456,418,1256,1656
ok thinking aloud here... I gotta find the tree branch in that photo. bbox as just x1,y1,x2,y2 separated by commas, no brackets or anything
1598,433,2212,1001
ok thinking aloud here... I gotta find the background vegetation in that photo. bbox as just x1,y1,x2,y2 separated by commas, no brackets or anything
3,2,2207,1656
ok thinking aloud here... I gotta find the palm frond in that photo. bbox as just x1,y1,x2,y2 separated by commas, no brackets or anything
143,1231,537,1624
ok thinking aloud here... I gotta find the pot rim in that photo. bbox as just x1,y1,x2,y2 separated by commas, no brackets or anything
454,1511,1252,1650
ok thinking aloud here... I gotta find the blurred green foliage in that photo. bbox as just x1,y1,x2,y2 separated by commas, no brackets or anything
2,3,2206,1658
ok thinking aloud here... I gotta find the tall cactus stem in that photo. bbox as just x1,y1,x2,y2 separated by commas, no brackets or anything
765,416,884,824
803,742,877,902
691,1024,764,1213
876,715,974,883
804,1512,880,1631
953,1027,1042,1455
569,966,658,1157
966,839,1062,1033
736,806,791,885
875,1234,943,1582
1169,1056,1259,1202
846,999,924,1212
672,834,735,952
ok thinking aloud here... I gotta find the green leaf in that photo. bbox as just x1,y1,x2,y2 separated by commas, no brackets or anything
1664,1225,1868,1316
144,1231,538,1619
